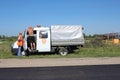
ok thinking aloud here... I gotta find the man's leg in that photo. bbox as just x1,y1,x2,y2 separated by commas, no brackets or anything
17,46,21,56
30,43,33,50
32,36,36,49
33,43,36,49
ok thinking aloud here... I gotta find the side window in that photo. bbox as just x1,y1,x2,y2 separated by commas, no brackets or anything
39,31,48,39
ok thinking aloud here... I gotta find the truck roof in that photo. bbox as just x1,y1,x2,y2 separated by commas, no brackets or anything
34,27,49,31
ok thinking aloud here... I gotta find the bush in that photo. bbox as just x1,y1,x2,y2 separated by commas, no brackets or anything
84,38,105,48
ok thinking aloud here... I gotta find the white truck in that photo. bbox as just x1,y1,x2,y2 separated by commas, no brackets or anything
11,25,84,56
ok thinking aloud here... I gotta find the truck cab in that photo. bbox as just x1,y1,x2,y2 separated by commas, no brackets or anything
23,27,51,53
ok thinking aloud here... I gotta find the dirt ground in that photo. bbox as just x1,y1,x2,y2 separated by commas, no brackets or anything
0,57,120,68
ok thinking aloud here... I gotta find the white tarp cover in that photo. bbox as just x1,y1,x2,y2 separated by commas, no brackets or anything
51,25,84,46
51,25,83,40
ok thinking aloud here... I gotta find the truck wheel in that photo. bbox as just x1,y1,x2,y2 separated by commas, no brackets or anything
21,51,26,56
59,48,68,56
25,48,30,56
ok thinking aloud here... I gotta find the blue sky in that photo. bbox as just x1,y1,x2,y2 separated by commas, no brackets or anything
0,0,120,36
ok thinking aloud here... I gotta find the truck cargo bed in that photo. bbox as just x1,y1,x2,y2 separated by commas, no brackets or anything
51,25,84,46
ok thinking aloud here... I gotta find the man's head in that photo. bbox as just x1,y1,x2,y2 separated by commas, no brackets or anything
19,32,22,35
29,26,33,29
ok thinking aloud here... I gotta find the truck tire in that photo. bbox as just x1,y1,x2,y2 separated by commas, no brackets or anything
25,48,31,56
58,48,68,56
11,48,18,55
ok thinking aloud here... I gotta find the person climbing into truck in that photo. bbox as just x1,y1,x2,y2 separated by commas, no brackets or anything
17,32,24,56
27,26,36,50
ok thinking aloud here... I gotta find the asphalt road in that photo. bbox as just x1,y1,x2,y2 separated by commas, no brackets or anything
0,64,120,80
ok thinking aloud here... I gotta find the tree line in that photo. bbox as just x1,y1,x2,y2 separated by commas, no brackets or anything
0,35,17,41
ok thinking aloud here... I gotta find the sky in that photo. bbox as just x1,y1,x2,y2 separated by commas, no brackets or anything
0,0,120,36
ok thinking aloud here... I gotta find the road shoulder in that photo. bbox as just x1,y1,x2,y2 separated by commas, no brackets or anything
0,57,120,68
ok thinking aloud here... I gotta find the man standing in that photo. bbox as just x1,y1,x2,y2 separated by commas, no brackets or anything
27,26,36,50
17,32,23,56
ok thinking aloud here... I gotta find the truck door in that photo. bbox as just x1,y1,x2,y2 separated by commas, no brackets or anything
36,29,51,52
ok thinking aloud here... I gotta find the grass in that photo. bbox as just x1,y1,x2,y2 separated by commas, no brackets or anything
0,40,16,58
0,38,120,59
75,46,120,57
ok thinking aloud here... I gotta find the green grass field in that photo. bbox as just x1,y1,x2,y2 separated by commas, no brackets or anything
0,38,120,59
